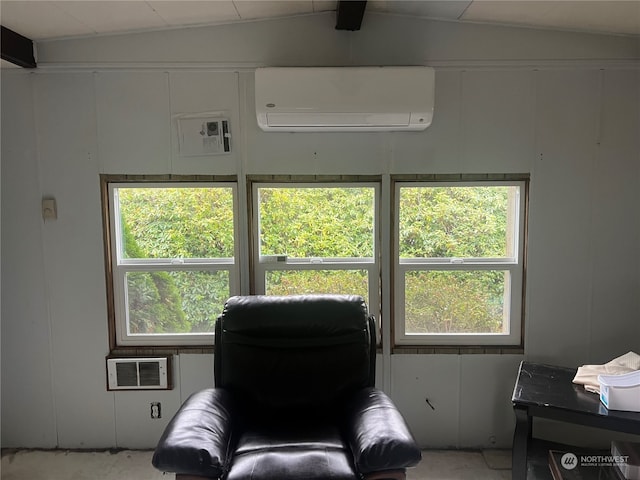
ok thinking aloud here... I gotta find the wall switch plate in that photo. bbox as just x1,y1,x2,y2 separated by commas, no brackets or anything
42,198,57,220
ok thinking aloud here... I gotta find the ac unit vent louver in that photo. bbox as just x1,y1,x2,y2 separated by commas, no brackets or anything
106,357,171,391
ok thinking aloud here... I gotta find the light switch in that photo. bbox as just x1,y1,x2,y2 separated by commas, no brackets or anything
42,198,57,220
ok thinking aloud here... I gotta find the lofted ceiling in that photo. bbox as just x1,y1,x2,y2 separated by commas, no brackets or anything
1,0,638,41
0,1,639,67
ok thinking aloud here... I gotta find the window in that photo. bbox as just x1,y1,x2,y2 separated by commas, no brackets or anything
394,179,527,346
103,177,238,347
251,181,379,315
102,174,527,352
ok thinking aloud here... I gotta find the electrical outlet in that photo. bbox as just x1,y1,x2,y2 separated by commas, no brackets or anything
150,402,161,419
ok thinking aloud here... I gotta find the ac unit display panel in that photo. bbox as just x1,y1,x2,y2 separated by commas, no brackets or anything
106,356,172,391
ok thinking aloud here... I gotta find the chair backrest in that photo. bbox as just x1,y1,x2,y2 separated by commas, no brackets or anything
214,294,376,412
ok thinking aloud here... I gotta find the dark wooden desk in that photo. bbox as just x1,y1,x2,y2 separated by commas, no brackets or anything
511,361,640,480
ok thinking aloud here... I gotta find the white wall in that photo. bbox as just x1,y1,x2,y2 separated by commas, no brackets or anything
1,73,58,448
2,13,639,450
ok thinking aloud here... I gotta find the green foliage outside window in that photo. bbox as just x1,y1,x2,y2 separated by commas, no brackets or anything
265,270,368,299
116,183,514,337
258,187,375,258
399,186,509,259
399,186,514,334
404,270,506,334
120,187,235,259
258,187,374,299
118,187,234,334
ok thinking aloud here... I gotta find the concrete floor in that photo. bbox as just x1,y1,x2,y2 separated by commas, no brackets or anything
1,449,512,480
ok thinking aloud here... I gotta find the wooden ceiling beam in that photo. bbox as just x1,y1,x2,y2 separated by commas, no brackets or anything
335,1,367,31
1,26,36,68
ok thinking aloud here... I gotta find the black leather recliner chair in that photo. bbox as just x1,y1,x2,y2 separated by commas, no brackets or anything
152,294,421,480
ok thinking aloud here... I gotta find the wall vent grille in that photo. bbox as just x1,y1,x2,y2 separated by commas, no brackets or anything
106,357,171,391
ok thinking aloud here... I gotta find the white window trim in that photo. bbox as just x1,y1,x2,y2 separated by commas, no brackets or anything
251,181,381,319
393,180,527,346
108,182,240,347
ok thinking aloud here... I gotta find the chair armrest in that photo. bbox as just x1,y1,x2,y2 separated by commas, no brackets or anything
342,387,422,474
152,388,237,478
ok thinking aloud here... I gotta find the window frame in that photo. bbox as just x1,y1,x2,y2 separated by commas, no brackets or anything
101,173,528,354
249,178,381,321
392,177,528,347
101,175,240,349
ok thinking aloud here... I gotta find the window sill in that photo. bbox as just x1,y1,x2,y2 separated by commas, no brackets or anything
110,345,523,356
392,345,524,355
110,345,214,356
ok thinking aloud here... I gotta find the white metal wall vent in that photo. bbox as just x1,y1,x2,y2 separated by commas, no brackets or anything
106,357,171,391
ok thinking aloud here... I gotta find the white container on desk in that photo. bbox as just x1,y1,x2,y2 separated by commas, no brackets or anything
598,370,640,412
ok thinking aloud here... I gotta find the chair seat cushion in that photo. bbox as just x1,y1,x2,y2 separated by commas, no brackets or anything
227,423,358,480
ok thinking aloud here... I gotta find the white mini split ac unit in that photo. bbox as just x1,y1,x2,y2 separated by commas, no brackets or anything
255,66,435,132
106,357,171,391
